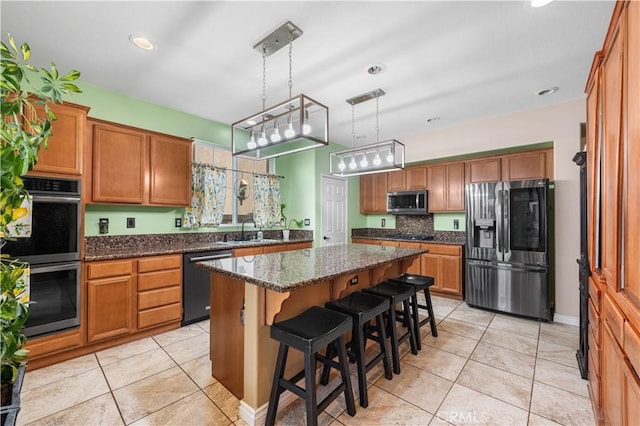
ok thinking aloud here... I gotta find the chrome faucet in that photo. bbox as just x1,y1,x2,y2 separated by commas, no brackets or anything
240,218,256,241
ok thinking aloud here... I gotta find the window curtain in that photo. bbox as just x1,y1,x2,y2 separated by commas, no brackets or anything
184,163,227,228
253,174,281,228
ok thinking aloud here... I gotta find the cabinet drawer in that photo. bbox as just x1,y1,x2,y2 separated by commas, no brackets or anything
138,254,181,273
604,294,625,345
87,260,133,279
352,238,379,245
421,243,461,256
287,242,313,251
588,298,601,345
137,303,182,329
138,286,181,310
138,269,181,291
624,322,640,378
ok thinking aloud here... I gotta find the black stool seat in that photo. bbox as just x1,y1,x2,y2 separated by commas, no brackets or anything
362,282,418,374
390,274,438,349
266,306,356,426
324,291,393,408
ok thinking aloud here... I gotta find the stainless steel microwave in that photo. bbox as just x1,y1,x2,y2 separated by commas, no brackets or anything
387,190,428,215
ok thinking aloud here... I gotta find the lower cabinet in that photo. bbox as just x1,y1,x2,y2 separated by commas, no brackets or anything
137,255,182,329
233,241,312,257
420,244,463,298
86,259,135,343
86,254,182,343
354,238,463,299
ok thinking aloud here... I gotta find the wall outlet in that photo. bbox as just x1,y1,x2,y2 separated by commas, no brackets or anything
453,219,459,230
349,275,359,286
304,218,310,226
381,218,386,228
175,218,182,228
99,218,109,234
126,217,135,228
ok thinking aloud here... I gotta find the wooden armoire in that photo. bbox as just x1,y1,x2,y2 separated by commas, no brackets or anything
584,1,640,424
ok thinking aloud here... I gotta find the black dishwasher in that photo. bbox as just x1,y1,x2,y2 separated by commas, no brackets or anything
182,249,233,325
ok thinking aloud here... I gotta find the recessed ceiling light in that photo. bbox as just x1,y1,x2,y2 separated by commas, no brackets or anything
531,0,554,8
426,116,440,123
538,86,559,96
367,64,386,75
129,34,156,51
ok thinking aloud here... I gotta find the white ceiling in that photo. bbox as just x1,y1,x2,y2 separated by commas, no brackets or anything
2,1,614,153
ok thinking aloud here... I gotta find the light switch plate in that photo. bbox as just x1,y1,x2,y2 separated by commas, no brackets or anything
304,218,310,226
126,217,135,228
175,218,182,228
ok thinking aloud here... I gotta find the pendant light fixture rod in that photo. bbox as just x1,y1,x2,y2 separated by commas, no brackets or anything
346,88,385,106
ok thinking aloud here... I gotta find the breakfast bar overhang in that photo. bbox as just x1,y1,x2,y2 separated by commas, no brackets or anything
197,243,426,423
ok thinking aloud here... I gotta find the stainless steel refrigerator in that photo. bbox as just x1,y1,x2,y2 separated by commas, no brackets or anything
465,179,553,321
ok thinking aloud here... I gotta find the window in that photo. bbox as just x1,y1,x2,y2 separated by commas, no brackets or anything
193,142,270,225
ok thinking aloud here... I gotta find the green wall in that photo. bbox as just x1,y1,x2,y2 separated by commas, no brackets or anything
73,81,366,238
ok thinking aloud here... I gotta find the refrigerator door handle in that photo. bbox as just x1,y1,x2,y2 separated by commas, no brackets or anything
495,184,503,261
503,187,511,261
495,262,547,273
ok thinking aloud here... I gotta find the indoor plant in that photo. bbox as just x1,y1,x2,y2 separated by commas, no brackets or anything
1,33,81,424
279,204,303,240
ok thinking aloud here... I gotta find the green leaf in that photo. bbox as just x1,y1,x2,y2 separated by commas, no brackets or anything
20,42,31,61
49,62,59,79
7,34,17,55
62,82,82,93
60,70,81,81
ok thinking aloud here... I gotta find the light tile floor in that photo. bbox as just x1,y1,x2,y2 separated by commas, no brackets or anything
18,296,594,426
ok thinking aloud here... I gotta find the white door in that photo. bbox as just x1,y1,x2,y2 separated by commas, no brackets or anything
321,175,347,247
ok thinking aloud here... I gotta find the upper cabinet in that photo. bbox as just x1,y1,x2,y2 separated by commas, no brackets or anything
86,119,192,206
29,102,89,177
406,166,427,189
501,149,554,181
466,157,501,183
387,170,406,192
427,162,465,212
360,173,388,214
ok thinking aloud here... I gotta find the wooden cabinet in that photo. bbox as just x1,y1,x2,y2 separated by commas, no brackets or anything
387,170,406,191
420,244,462,298
360,173,388,213
286,242,313,251
585,3,639,423
501,150,552,181
427,162,465,212
30,102,89,177
87,119,192,206
406,166,427,189
352,238,463,299
136,254,182,329
86,259,135,343
466,157,501,183
232,242,306,257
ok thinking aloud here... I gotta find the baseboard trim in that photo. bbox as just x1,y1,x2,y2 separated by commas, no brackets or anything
553,313,579,326
238,391,298,426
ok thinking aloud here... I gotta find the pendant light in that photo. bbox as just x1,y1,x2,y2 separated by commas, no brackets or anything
232,21,329,159
329,88,405,177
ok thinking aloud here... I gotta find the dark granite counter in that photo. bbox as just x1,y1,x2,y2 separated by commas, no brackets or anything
197,244,426,292
351,235,464,246
84,232,313,261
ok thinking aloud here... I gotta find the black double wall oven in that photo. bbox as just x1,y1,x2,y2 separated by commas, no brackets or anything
5,176,82,338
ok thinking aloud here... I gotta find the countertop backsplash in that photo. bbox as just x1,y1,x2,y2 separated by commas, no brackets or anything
352,214,466,245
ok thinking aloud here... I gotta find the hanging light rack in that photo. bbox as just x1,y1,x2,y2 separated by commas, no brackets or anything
330,88,405,177
232,21,329,159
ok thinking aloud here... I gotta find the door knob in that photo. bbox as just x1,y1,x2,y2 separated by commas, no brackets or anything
323,236,330,240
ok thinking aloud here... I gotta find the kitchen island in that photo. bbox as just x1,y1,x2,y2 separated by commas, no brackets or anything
197,243,425,424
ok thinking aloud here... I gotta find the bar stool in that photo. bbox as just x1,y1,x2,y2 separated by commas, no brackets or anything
362,281,418,374
322,291,393,408
266,306,356,426
390,274,438,350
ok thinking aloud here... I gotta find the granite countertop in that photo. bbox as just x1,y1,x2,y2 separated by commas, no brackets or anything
84,238,314,261
351,235,464,246
196,244,426,292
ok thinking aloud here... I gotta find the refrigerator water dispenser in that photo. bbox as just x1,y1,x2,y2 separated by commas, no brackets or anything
473,217,496,249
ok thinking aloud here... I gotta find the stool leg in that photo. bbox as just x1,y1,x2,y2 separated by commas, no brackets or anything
375,313,393,380
320,343,335,386
403,299,418,355
336,335,357,416
423,288,438,337
410,294,422,350
353,321,368,408
386,307,401,374
304,349,319,426
266,343,289,426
